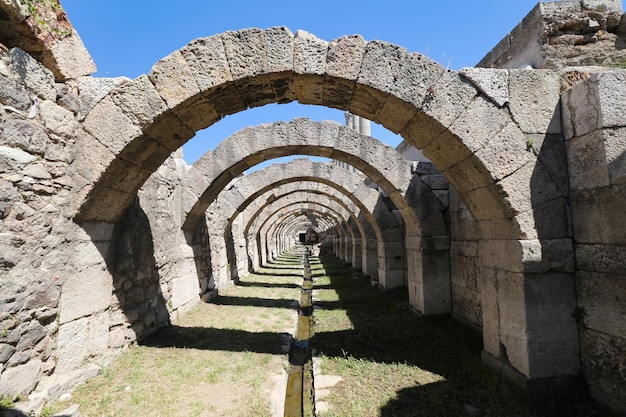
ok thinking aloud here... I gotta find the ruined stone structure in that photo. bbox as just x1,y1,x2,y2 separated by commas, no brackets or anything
0,0,625,415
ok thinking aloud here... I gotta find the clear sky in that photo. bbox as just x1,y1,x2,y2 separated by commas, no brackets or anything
61,0,542,165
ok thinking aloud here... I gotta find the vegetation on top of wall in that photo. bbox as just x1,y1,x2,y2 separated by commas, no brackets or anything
20,0,71,37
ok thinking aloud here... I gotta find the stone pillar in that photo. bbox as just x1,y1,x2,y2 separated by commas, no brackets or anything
343,236,352,264
247,233,260,271
377,240,405,288
561,71,626,411
365,239,378,277
352,238,362,270
479,239,579,389
358,115,371,136
406,235,451,315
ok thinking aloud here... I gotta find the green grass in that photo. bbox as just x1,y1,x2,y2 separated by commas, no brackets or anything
0,394,15,409
45,254,305,417
41,251,618,417
311,255,618,417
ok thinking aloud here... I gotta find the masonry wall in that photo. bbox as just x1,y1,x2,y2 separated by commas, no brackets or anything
562,71,626,414
0,47,86,400
0,45,210,405
448,187,482,328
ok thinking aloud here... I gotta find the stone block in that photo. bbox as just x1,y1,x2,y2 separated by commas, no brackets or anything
450,251,479,290
561,76,600,140
475,122,535,181
416,69,479,144
77,76,131,120
380,55,445,134
449,95,513,155
459,67,509,107
451,285,482,328
422,130,473,172
323,34,366,109
524,271,580,378
460,183,515,222
55,318,88,373
293,30,327,76
576,270,626,338
0,76,31,110
603,127,626,185
7,48,56,101
378,269,404,289
517,196,570,241
293,30,327,105
421,250,452,314
570,184,626,244
497,270,530,377
478,267,501,357
0,359,42,397
47,29,97,80
87,312,110,357
83,96,143,155
149,50,200,110
222,28,267,80
180,35,232,92
38,99,77,139
59,248,113,323
579,328,626,413
220,28,276,108
596,71,626,129
508,70,561,134
265,26,296,104
444,154,494,194
581,0,623,12
576,243,626,273
170,261,201,311
110,75,168,129
265,26,294,73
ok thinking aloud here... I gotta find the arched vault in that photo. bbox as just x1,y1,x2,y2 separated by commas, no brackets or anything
73,27,576,387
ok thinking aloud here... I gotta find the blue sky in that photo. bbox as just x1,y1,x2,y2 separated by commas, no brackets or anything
61,0,542,165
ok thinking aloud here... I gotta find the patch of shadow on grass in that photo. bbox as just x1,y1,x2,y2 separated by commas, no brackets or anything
214,295,299,309
141,326,290,354
234,281,301,289
313,256,618,417
245,270,303,279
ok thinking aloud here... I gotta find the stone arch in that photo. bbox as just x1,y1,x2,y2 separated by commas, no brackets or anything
217,161,386,272
214,159,404,285
260,199,352,251
180,118,425,231
244,190,366,271
231,185,370,275
178,119,450,311
255,200,352,264
73,27,576,387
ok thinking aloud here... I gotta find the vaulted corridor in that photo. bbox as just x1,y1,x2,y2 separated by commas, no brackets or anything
39,248,616,416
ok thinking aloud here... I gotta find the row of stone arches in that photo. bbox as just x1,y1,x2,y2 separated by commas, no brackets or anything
59,26,578,401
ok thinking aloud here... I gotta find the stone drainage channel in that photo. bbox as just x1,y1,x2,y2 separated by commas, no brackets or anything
283,247,315,417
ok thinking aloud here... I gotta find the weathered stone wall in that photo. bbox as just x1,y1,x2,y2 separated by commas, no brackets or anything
0,45,84,401
562,70,626,414
110,152,205,347
0,0,96,81
396,149,482,328
0,42,207,408
478,0,626,70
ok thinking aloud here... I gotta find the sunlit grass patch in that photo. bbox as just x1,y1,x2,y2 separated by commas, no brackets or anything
46,252,306,417
312,255,618,417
